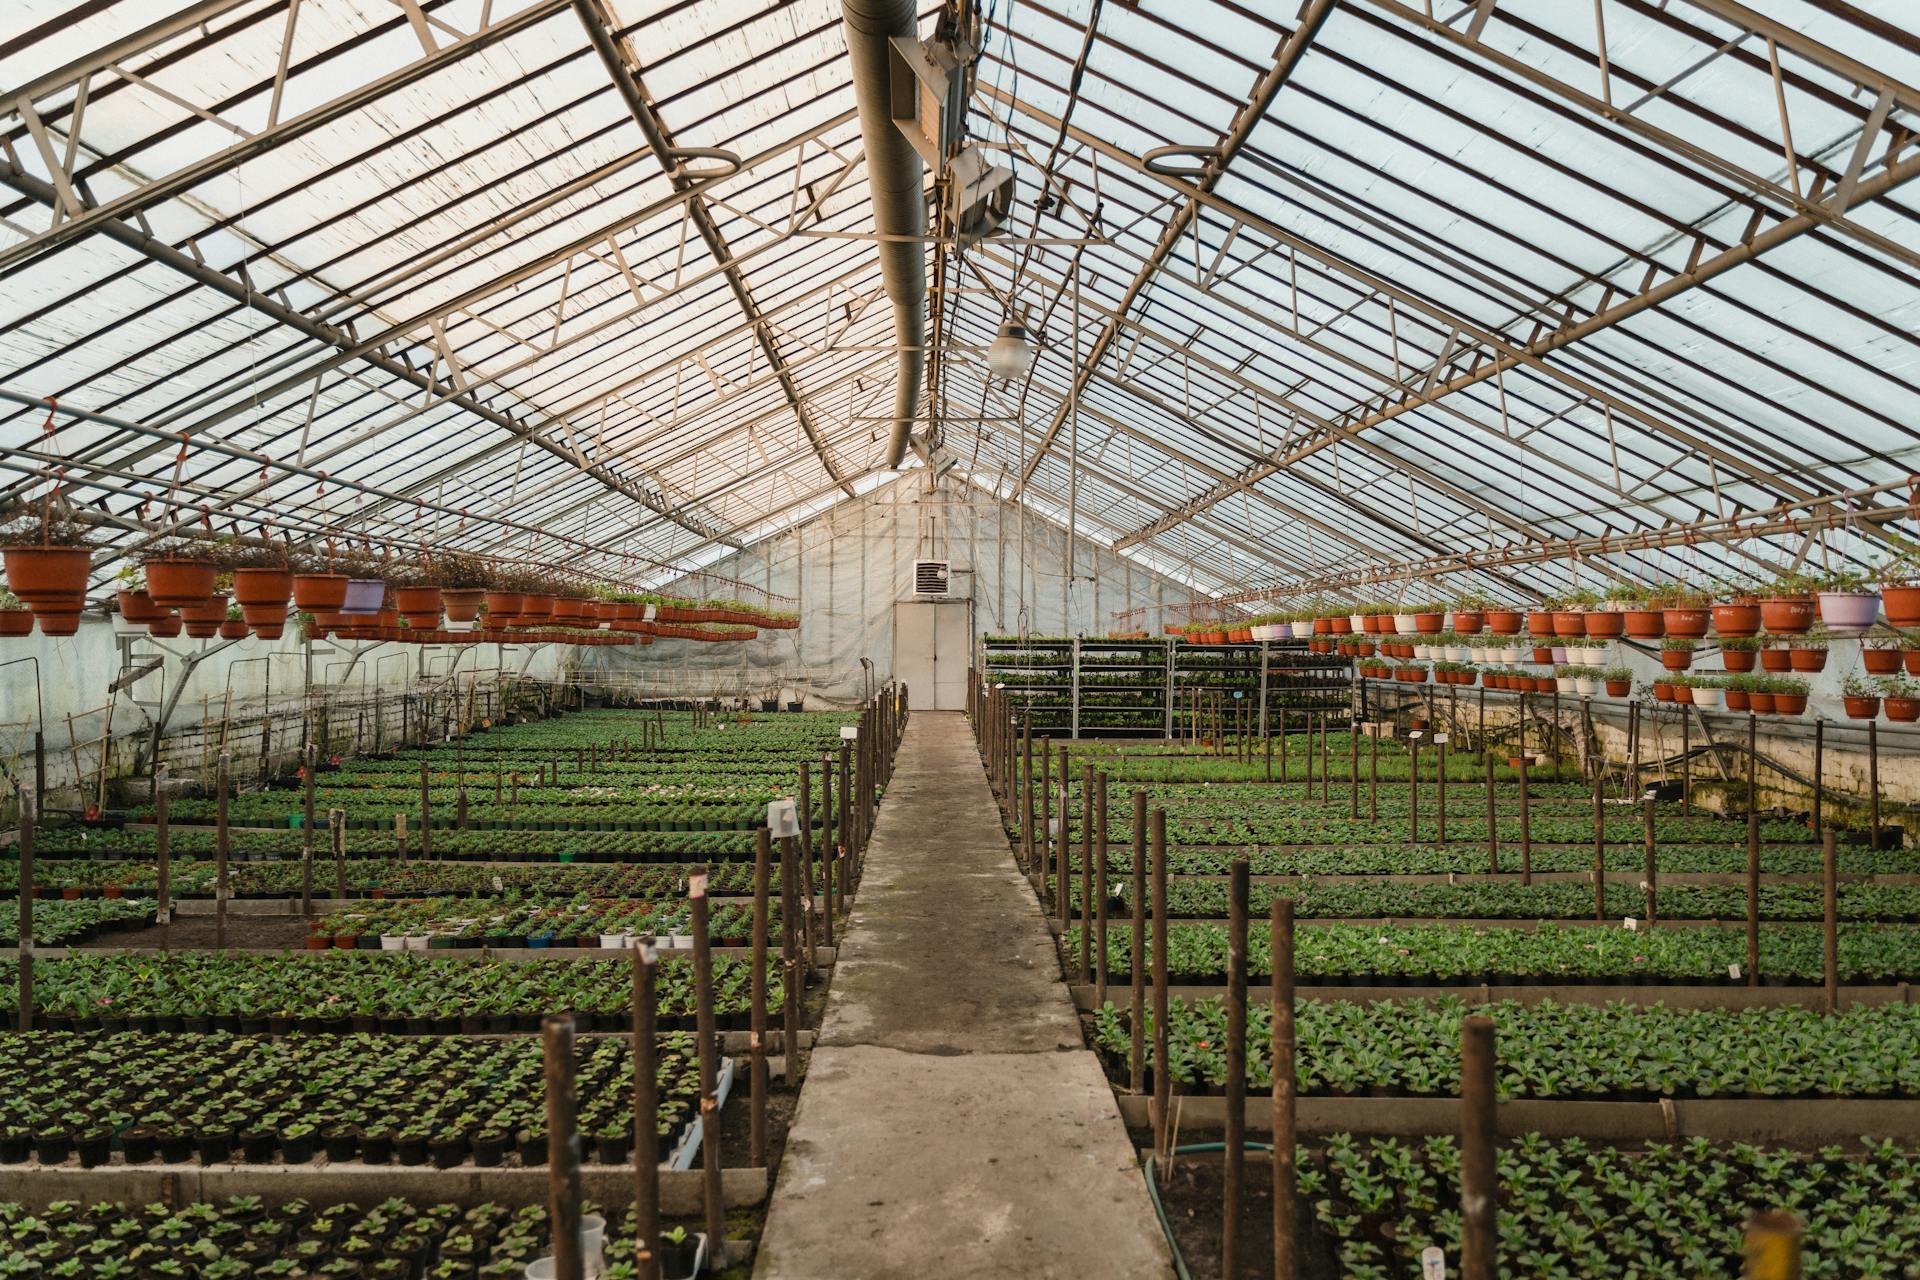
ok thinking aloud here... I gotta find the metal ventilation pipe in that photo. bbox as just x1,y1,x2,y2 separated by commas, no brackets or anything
842,0,925,468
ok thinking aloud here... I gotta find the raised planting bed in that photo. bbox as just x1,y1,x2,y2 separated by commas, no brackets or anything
0,1032,720,1170
1063,877,1920,923
0,898,156,945
21,828,765,863
1076,920,1920,985
1064,842,1913,877
1094,995,1920,1101
311,896,766,949
1057,809,1812,848
0,1194,720,1278
7,952,782,1033
0,860,778,901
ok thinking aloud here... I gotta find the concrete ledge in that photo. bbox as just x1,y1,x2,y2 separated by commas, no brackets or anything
1114,1094,1920,1146
0,1164,771,1213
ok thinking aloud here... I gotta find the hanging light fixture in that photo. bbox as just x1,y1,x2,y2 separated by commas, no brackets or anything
986,316,1036,379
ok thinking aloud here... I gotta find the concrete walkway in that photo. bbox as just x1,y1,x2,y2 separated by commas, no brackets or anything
753,712,1172,1279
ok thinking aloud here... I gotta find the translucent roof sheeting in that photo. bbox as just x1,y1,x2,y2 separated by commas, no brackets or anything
1,0,1917,605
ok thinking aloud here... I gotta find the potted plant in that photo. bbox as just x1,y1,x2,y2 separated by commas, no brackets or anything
1816,566,1880,631
1761,573,1817,635
1718,634,1761,672
1,513,93,629
1710,577,1763,637
1659,637,1695,671
1651,678,1675,703
1619,583,1665,639
1656,583,1711,638
292,549,350,611
1759,641,1793,673
1484,602,1524,634
1602,667,1631,697
1449,591,1488,635
1689,676,1724,710
1789,629,1829,673
1723,674,1751,712
0,588,33,638
1878,542,1920,627
1772,675,1810,715
1842,673,1882,721
141,540,218,609
1865,639,1903,675
218,602,249,641
1880,675,1920,722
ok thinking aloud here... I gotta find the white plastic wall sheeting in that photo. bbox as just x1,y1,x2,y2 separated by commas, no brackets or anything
569,475,1208,707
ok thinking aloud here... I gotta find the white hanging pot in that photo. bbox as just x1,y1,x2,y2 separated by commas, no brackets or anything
339,578,386,615
1575,678,1598,696
1818,591,1880,632
1393,613,1418,635
1692,685,1724,709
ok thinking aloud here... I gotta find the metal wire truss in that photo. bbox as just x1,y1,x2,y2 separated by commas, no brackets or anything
0,0,1916,599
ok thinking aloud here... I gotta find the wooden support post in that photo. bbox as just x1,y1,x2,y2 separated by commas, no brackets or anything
1519,755,1532,885
798,763,818,955
1318,713,1328,803
1823,830,1838,1016
838,741,853,901
1485,751,1498,873
419,760,432,861
1348,726,1358,818
1437,731,1448,845
1271,897,1296,1280
154,763,171,930
819,752,834,947
688,868,726,1252
1094,771,1110,1010
751,830,771,1166
1079,762,1094,983
1869,719,1881,851
1681,710,1691,813
1408,735,1420,844
1812,718,1824,839
779,836,801,1082
215,752,230,949
1038,736,1051,897
1130,789,1147,1095
1020,717,1034,873
331,809,346,898
1593,766,1606,921
1748,714,1760,986
630,942,660,1280
542,1015,585,1280
1743,1211,1803,1280
1644,796,1658,927
1151,808,1170,1159
1368,724,1378,819
456,786,468,832
301,744,316,917
1460,1015,1497,1280
1264,715,1273,782
16,784,33,1031
1223,859,1249,1280
1278,709,1287,783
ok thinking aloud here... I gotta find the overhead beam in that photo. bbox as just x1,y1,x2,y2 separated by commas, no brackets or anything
571,0,856,496
1014,0,1336,493
0,0,577,273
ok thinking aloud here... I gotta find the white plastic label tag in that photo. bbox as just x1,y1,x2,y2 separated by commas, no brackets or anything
1728,963,1742,980
493,876,505,893
840,726,859,740
1623,917,1639,932
1421,1247,1447,1280
1433,733,1449,745
689,872,708,900
643,604,658,622
1232,690,1244,699
1408,730,1424,740
766,798,800,838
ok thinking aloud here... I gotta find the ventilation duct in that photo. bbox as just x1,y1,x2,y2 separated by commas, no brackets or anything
842,0,926,470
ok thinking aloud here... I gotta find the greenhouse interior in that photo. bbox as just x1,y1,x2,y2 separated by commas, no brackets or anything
0,0,1918,1276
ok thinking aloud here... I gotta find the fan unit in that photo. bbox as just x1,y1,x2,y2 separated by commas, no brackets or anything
914,560,951,596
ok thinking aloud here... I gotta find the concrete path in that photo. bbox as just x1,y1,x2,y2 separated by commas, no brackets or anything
753,712,1173,1280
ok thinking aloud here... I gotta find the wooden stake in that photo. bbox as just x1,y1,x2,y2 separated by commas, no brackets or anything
1130,788,1147,1095
1644,795,1658,927
1485,751,1498,874
1150,807,1170,1159
1519,755,1531,885
630,942,660,1280
542,1015,585,1280
1271,897,1296,1280
1223,858,1249,1279
154,763,171,932
1460,1015,1497,1280
215,752,230,949
1823,831,1838,1015
1748,714,1760,986
1094,771,1110,1010
751,830,771,1166
331,808,346,898
301,744,316,918
688,867,726,1251
1079,762,1094,980
16,783,33,1032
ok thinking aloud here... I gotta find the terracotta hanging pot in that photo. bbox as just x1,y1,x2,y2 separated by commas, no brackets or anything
442,589,486,622
1885,696,1920,723
1710,603,1761,637
1583,611,1624,638
143,558,218,608
116,590,167,624
181,593,229,625
1526,610,1554,637
35,610,81,637
1661,648,1693,671
184,620,220,639
4,545,91,606
1749,691,1777,714
1551,610,1586,638
147,612,183,638
231,568,293,607
217,620,249,641
1760,596,1814,635
1605,678,1630,697
1449,610,1484,634
1485,609,1523,634
1882,585,1920,628
1844,696,1881,721
292,573,349,611
240,603,286,627
1652,681,1675,703
519,593,556,620
252,622,285,641
1759,648,1793,673
1623,609,1665,639
1789,648,1828,673
1724,687,1749,711
0,610,33,638
1864,648,1902,675
1722,650,1756,673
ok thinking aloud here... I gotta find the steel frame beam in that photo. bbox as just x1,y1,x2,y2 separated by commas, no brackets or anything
1013,0,1337,494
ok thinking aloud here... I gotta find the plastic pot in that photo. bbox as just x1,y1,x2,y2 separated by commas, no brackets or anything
144,558,218,607
217,619,249,640
1725,688,1750,711
0,610,34,637
1760,597,1815,635
1749,691,1777,714
1885,696,1920,723
1662,608,1711,638
1883,585,1920,628
1551,610,1586,638
1775,693,1809,715
1760,649,1793,673
1583,610,1624,638
292,573,349,610
3,545,90,606
1605,679,1630,697
1865,649,1902,675
339,578,386,615
231,567,293,606
1710,603,1761,637
1486,609,1523,634
1789,648,1828,673
1623,609,1665,639
1818,591,1879,631
1844,696,1882,720
1723,650,1756,673
116,589,167,623
1660,649,1693,671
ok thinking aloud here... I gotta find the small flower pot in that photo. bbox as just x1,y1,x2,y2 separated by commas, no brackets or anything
3,545,91,605
217,620,248,640
0,609,32,637
1526,610,1553,636
1725,688,1750,711
144,558,218,608
1710,603,1761,637
1623,609,1665,639
1749,691,1777,714
1883,585,1920,628
1450,610,1484,634
1844,696,1882,720
1330,616,1353,634
292,572,349,610
1551,610,1586,638
1789,648,1828,673
1660,649,1693,671
1760,597,1815,635
1864,649,1902,675
1485,609,1523,634
231,567,293,606
1531,646,1553,664
1584,610,1624,638
1414,612,1444,633
1672,684,1694,704
1775,693,1809,715
1759,649,1793,673
1605,679,1630,697
1885,696,1920,723
1818,591,1880,631
148,612,183,638
1722,650,1756,673
1662,608,1711,638
1691,686,1723,709
1652,681,1675,703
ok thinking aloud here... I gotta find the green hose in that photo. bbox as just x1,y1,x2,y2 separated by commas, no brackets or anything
1143,1142,1276,1280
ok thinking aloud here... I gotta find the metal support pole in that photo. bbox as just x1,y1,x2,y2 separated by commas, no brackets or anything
301,743,316,917
751,830,771,1166
1271,896,1296,1280
1748,714,1760,986
1644,795,1658,927
331,808,346,898
1593,766,1605,921
818,751,834,947
1094,771,1110,1010
1368,724,1377,819
215,751,230,949
16,785,33,1032
1812,718,1824,839
1519,755,1532,885
419,759,432,861
154,763,171,929
1437,730,1448,844
1150,807,1170,1159
1870,719,1881,850
837,741,852,901
780,835,800,1081
1078,763,1093,983
1823,830,1838,1015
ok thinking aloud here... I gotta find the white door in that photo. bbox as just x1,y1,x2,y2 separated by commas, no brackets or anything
893,600,972,710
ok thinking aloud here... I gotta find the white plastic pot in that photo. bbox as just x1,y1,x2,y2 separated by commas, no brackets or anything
1575,678,1598,696
403,935,428,951
1348,615,1367,634
599,932,629,950
1692,686,1724,709
1556,677,1576,693
379,935,404,951
1393,613,1418,635
1818,591,1880,631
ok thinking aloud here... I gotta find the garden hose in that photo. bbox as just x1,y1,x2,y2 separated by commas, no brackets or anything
1143,1141,1275,1280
